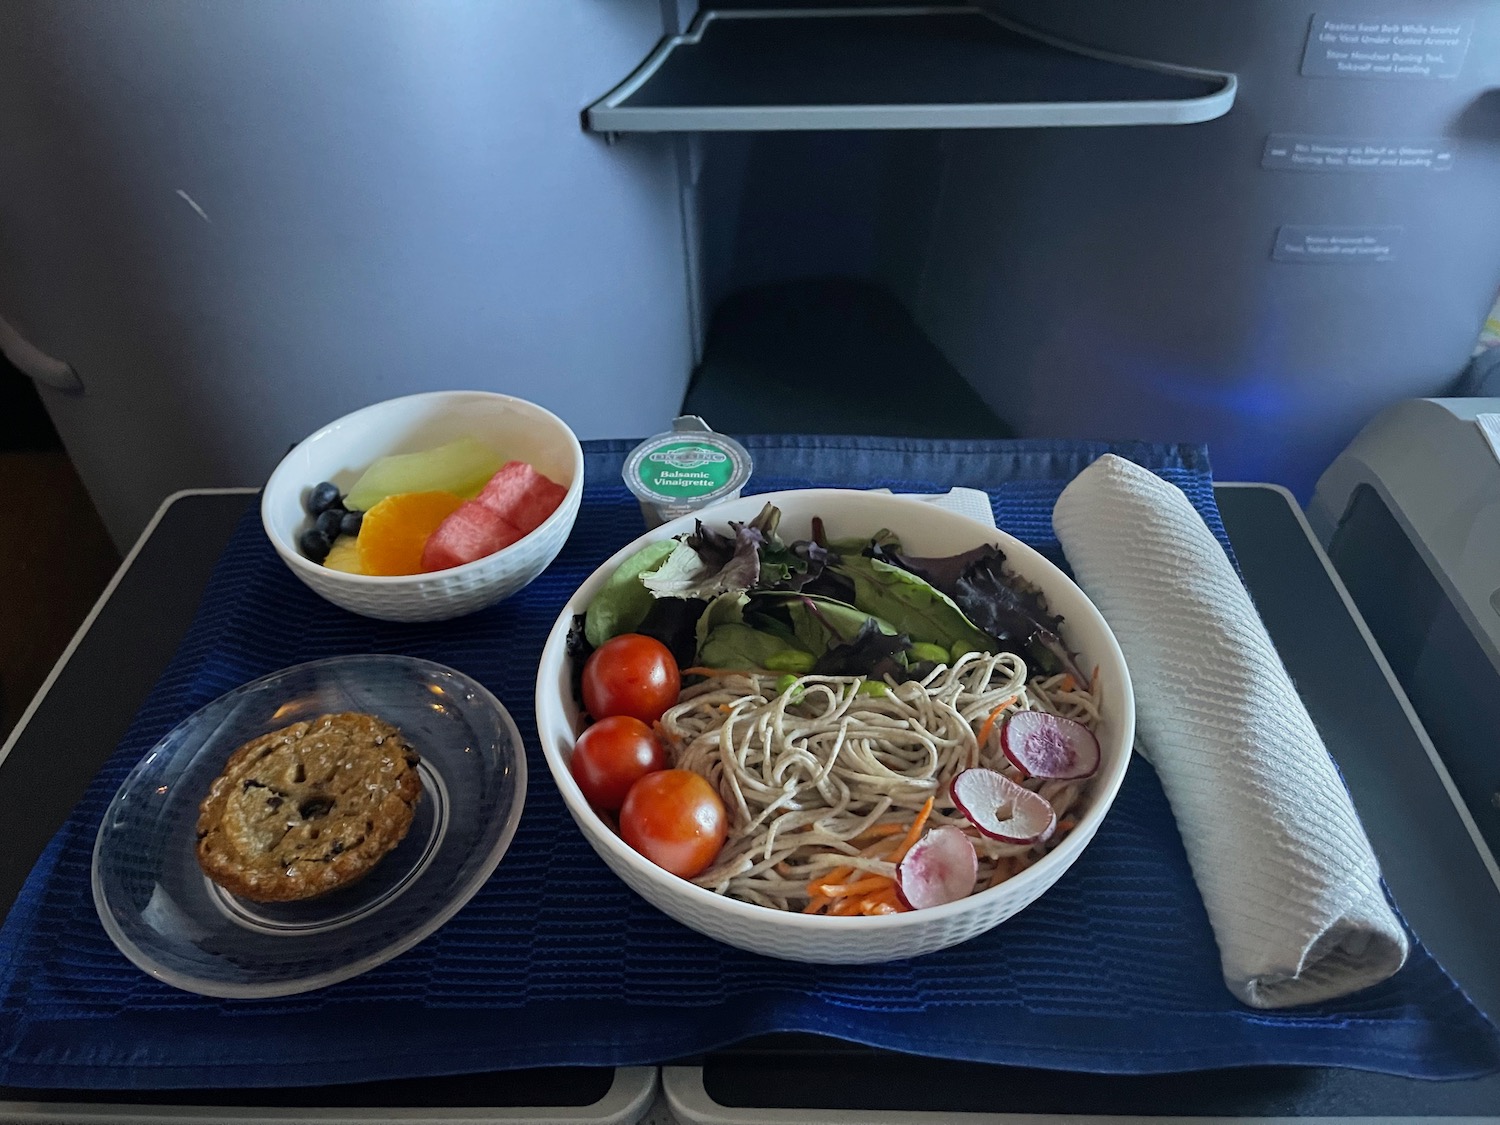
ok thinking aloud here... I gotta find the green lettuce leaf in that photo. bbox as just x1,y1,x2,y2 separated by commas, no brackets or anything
870,541,1083,680
814,618,911,677
583,539,678,647
695,591,750,658
698,623,813,672
641,527,761,601
831,554,995,654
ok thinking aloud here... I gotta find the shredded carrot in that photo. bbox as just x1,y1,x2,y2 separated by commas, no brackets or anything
886,796,935,864
860,889,904,915
1059,675,1076,692
973,695,1018,752
818,876,891,898
807,866,853,899
1090,664,1100,692
1057,816,1078,834
801,800,942,914
850,823,905,847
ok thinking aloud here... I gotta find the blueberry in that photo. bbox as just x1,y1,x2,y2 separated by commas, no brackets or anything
298,527,332,563
306,481,343,516
339,509,364,537
314,508,344,539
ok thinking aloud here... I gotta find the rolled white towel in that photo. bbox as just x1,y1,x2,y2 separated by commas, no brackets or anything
1053,454,1408,1009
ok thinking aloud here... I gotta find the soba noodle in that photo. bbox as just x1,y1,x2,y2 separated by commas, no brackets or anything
658,651,1102,911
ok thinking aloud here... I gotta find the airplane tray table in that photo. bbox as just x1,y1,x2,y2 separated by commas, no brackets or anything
0,476,1496,1122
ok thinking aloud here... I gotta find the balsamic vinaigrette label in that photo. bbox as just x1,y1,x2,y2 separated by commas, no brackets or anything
640,443,736,499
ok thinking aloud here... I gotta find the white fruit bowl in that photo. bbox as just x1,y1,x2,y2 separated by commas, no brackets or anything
262,391,583,622
534,489,1135,963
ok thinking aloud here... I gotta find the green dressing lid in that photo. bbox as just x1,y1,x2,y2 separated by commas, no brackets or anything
623,417,753,518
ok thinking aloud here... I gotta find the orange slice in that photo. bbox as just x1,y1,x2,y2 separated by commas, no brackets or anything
356,491,465,576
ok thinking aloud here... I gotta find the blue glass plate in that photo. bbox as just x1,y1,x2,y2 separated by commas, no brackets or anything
91,655,526,998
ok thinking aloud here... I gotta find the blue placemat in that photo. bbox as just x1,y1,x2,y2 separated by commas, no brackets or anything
1,438,1496,1089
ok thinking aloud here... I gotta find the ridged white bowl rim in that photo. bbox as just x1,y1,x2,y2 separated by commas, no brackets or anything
261,390,584,586
535,487,1135,935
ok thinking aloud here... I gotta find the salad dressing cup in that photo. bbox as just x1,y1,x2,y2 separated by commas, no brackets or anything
623,416,753,528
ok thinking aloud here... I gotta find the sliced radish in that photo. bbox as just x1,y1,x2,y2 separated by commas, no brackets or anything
999,711,1100,780
950,767,1057,845
895,826,978,910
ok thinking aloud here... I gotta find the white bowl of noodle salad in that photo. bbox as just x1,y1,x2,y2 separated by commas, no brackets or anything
534,489,1134,963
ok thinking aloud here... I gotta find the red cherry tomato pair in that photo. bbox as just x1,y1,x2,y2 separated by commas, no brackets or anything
569,635,726,877
571,634,680,809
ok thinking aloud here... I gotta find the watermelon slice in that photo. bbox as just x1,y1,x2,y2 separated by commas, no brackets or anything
420,500,524,572
475,461,567,534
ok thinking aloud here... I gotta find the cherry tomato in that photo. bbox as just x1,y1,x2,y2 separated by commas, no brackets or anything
582,634,681,724
569,716,667,812
619,769,728,878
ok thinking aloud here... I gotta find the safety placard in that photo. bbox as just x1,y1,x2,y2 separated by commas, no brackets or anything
1273,226,1403,263
1263,135,1455,173
1302,15,1471,79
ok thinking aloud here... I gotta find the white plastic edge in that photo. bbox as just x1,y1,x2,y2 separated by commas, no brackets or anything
663,1064,1497,1125
586,6,1236,133
1216,482,1500,896
0,488,257,775
1308,446,1500,676
0,1067,658,1124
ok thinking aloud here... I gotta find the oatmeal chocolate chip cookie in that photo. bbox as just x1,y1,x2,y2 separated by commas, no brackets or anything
195,712,422,902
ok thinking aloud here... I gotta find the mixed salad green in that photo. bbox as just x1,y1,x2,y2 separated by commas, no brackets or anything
571,503,1083,686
